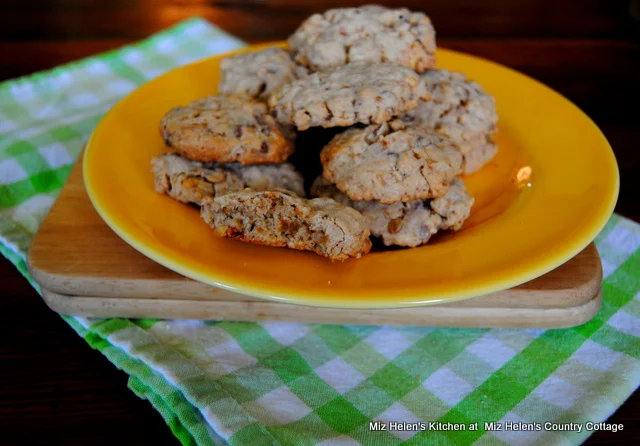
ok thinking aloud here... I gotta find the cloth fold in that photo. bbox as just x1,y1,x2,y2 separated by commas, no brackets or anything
1,18,638,446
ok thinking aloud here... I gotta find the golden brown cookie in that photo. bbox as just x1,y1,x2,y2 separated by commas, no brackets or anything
320,121,463,203
160,95,295,165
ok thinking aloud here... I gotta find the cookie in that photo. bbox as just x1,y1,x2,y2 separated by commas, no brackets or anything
455,132,498,174
160,95,295,165
288,5,436,72
428,177,474,231
320,121,463,203
311,176,473,247
201,190,372,261
268,62,429,130
151,153,305,206
218,48,307,101
404,69,498,174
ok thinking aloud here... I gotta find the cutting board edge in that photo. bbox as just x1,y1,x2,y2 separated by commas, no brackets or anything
41,287,602,329
27,243,603,309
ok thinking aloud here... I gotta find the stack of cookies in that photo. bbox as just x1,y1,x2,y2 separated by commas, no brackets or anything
152,5,498,260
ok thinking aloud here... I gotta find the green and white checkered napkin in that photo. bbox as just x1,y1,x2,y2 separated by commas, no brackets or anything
1,19,639,446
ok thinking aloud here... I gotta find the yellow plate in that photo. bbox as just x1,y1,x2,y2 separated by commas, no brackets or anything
84,43,619,309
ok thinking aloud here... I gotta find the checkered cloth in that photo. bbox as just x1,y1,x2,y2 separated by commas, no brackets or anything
1,19,638,446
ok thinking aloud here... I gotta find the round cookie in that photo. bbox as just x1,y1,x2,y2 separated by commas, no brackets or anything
218,48,307,101
311,176,473,247
288,5,436,72
151,152,305,206
405,69,498,174
268,62,429,130
320,121,463,203
160,95,295,165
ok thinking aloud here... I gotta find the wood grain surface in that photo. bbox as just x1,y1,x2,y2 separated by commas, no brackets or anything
1,0,638,444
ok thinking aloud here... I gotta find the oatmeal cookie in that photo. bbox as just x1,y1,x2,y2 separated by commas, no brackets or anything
151,152,305,206
405,69,498,174
288,5,436,72
320,121,463,203
160,95,295,165
201,190,372,260
311,176,473,247
268,63,428,130
218,48,307,101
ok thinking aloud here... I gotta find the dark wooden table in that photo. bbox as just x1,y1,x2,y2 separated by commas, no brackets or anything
1,1,638,444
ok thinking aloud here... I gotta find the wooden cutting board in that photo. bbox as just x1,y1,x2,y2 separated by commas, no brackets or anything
28,157,603,328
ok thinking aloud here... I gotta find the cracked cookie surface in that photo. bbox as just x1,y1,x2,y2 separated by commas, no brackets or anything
201,189,372,260
312,177,473,247
404,69,498,174
268,63,428,130
151,153,305,206
160,95,295,165
218,48,307,101
288,5,436,72
320,121,463,203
